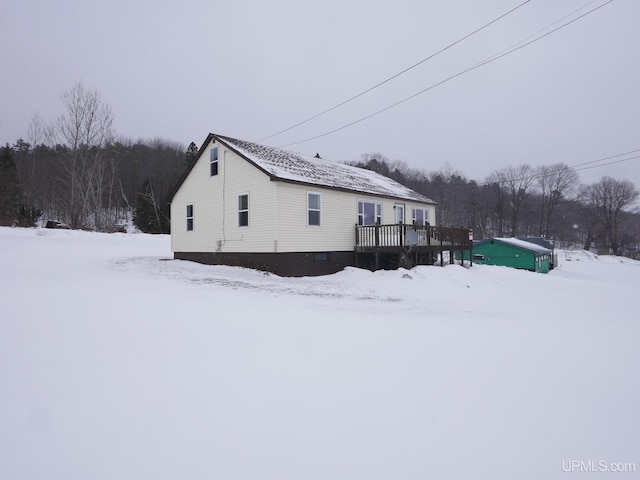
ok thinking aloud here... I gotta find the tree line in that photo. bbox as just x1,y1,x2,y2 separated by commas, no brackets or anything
0,82,198,234
1,82,638,257
351,153,640,257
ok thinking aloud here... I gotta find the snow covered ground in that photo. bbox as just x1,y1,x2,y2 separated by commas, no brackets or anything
1,227,638,479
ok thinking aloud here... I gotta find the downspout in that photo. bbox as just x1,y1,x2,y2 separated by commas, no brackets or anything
217,148,227,252
273,180,278,253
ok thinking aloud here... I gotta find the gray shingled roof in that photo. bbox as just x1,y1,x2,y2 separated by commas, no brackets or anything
216,134,435,204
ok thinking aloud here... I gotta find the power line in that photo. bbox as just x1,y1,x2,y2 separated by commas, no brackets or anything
278,0,614,149
257,0,532,142
573,154,640,172
471,0,601,67
385,149,640,188
570,148,640,168
474,151,640,187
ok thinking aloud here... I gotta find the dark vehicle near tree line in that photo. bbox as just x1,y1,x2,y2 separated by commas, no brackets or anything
45,220,70,229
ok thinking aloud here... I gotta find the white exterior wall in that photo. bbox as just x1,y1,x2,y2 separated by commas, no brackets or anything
274,183,355,252
172,138,437,254
274,182,436,252
171,140,277,253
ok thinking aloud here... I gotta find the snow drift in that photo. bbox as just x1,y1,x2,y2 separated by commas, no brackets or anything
1,227,638,479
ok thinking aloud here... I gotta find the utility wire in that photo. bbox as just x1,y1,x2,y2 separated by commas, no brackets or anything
573,154,640,172
439,150,639,188
471,0,601,67
257,0,532,142
278,0,614,149
570,148,640,168
356,147,640,188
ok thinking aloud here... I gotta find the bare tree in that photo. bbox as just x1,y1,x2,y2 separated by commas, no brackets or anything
428,164,471,227
48,82,115,229
535,163,579,237
579,177,639,254
21,114,47,210
492,164,535,237
483,172,510,237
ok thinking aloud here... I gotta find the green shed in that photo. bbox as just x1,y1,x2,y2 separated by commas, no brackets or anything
461,237,552,273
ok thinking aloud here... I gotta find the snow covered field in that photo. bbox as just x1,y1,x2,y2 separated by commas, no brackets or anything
1,227,638,479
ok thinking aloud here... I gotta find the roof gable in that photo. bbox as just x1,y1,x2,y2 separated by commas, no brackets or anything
171,133,435,204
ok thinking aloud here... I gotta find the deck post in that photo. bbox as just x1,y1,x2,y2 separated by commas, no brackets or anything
374,223,380,271
449,225,454,265
354,224,359,268
398,221,403,268
426,224,432,265
458,226,463,266
440,227,444,267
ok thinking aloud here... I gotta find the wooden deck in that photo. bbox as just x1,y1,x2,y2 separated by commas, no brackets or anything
355,223,473,270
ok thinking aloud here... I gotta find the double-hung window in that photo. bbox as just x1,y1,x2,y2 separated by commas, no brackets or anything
238,194,248,227
308,192,321,226
210,147,219,176
358,201,382,225
186,204,194,231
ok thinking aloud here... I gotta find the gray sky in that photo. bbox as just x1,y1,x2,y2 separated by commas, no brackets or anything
1,0,639,192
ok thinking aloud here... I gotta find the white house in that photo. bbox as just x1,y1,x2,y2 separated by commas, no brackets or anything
170,133,439,276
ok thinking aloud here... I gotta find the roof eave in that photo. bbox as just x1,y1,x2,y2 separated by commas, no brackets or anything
168,133,215,202
170,133,437,206
267,176,436,204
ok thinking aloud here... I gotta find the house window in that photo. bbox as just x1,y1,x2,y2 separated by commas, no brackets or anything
473,254,485,261
358,201,382,225
186,204,194,231
308,192,321,226
238,193,248,227
210,147,219,176
395,203,405,224
412,207,430,225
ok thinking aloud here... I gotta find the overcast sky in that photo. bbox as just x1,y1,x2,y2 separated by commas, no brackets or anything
1,0,639,192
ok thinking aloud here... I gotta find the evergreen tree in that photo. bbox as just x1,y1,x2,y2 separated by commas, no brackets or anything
15,204,43,227
185,141,199,165
0,145,21,226
133,179,170,233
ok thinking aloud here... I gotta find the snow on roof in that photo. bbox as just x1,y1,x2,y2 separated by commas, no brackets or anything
492,237,552,254
216,134,435,204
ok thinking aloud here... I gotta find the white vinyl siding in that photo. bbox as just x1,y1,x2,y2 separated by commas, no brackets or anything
171,141,276,253
275,184,355,252
171,138,437,255
274,184,429,252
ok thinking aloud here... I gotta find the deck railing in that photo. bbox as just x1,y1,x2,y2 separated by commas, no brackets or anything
355,223,472,250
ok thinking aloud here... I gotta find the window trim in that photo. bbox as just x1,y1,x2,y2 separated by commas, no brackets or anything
186,203,194,231
357,200,382,226
238,193,249,227
307,192,322,226
210,146,219,177
412,207,430,226
395,203,405,224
